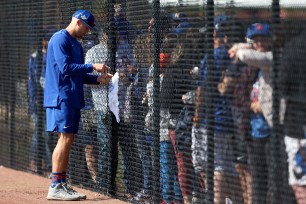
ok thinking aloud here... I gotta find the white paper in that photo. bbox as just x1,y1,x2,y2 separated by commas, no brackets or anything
108,72,120,123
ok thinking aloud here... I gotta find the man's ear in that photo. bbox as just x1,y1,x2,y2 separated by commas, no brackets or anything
76,19,82,26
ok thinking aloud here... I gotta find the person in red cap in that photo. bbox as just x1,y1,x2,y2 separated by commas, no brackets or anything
44,10,111,201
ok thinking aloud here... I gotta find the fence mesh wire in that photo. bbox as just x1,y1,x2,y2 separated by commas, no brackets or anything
1,0,306,203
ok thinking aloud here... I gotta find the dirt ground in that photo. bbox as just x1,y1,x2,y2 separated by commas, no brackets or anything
0,166,128,204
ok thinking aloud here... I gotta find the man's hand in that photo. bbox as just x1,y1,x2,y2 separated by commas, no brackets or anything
119,72,128,83
97,73,113,85
250,101,262,113
228,45,238,59
93,64,110,73
228,43,252,59
127,65,137,73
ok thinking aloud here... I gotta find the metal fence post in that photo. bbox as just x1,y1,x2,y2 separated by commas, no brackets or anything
34,0,44,174
152,0,161,202
205,0,215,203
271,1,282,204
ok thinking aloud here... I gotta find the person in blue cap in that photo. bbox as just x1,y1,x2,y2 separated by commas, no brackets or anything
193,14,243,204
229,22,273,204
170,12,192,34
44,9,111,201
28,46,39,173
28,27,57,176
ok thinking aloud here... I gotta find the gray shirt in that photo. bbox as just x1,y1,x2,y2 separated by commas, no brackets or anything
85,43,109,113
236,49,273,127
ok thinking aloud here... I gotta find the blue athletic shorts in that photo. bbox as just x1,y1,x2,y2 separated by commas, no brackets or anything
46,102,81,134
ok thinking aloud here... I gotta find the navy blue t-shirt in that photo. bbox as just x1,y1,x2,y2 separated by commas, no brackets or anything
200,44,233,133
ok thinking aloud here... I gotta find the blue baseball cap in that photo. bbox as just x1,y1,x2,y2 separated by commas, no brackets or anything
214,15,231,38
214,15,231,27
72,10,95,30
171,12,188,23
247,23,271,39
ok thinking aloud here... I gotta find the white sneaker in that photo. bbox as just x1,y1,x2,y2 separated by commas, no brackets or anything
46,183,79,201
62,183,86,200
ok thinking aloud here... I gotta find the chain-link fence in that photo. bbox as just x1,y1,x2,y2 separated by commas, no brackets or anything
1,0,306,203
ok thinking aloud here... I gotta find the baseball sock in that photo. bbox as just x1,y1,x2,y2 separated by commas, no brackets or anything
60,172,67,183
51,172,61,188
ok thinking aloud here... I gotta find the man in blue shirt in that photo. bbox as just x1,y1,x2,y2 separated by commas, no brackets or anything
44,10,111,201
193,15,242,204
